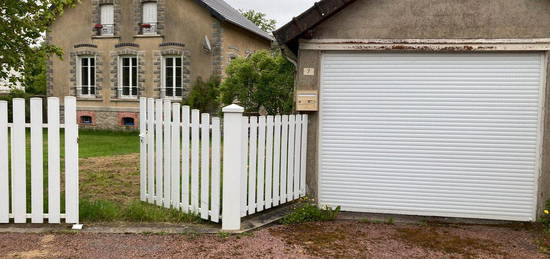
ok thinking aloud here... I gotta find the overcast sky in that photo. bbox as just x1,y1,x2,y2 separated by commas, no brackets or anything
224,0,318,29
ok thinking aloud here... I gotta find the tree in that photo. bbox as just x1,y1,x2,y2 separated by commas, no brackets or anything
0,0,77,87
220,50,295,114
22,46,49,95
240,9,277,33
184,76,221,114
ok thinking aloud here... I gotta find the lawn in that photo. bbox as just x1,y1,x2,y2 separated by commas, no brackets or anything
15,129,200,224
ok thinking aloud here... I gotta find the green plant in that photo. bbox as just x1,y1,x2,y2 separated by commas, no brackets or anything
217,232,231,239
387,217,395,225
541,199,550,229
79,199,121,222
220,50,295,115
183,76,221,114
280,204,341,225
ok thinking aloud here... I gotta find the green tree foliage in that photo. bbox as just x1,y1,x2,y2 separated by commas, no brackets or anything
240,9,277,32
0,0,77,86
220,50,295,114
183,76,221,114
22,46,49,95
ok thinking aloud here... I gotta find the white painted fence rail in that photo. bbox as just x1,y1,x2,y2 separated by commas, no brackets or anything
0,97,79,224
140,98,308,230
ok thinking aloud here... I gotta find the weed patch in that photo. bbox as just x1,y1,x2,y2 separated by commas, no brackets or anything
280,204,340,225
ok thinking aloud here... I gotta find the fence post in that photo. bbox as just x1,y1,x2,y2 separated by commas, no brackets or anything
222,104,244,231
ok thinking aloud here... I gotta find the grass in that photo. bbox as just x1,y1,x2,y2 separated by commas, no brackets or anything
12,129,199,223
80,199,201,223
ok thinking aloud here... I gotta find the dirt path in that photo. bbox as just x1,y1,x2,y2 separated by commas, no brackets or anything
0,221,547,258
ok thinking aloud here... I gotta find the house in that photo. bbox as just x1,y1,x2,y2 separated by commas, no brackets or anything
275,0,550,221
47,0,273,129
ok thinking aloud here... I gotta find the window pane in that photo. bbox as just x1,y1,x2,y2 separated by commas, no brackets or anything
90,86,95,95
176,57,182,67
123,66,130,87
132,87,138,96
91,66,95,86
90,58,95,67
166,57,173,67
166,87,173,97
132,66,137,87
176,75,182,88
175,88,182,97
82,86,89,95
123,58,130,67
82,66,88,86
123,87,130,96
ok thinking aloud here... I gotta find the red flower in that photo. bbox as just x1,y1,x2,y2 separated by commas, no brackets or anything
141,23,151,28
94,24,103,29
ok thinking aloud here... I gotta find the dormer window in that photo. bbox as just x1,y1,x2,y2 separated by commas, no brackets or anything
100,4,114,36
142,2,158,35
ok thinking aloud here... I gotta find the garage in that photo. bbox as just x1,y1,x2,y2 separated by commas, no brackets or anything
274,0,550,221
318,52,544,221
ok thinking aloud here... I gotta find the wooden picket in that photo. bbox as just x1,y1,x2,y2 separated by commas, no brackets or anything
0,97,79,224
139,98,308,226
241,114,309,217
140,98,222,223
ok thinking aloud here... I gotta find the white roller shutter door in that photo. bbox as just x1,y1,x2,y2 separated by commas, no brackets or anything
319,52,544,221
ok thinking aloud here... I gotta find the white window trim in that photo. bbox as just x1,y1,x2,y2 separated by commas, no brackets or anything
77,56,96,98
161,56,184,100
118,56,139,99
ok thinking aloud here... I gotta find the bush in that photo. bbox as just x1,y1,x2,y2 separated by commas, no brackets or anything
220,50,294,114
280,204,341,225
183,76,221,114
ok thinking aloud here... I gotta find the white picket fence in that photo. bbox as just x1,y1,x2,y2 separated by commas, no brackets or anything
0,97,79,224
140,98,309,230
241,114,308,217
140,99,222,222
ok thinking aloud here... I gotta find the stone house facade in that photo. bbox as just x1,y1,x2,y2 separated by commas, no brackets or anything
48,0,273,130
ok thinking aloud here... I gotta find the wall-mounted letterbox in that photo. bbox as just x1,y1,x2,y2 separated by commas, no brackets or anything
296,90,318,111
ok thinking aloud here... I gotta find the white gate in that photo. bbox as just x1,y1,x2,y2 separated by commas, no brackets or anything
139,98,222,222
140,98,309,230
0,97,79,224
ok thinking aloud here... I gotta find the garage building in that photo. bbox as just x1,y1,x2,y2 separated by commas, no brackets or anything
274,0,550,221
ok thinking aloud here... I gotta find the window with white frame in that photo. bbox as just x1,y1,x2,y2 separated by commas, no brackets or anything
99,4,114,35
163,56,183,98
119,56,138,98
142,2,158,35
78,57,96,97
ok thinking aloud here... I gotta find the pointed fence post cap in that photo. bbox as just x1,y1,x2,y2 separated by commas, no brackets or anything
222,104,244,113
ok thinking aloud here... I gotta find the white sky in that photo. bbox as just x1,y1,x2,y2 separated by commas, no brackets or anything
224,0,318,29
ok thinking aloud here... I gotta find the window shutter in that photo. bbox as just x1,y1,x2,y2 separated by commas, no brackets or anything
100,5,114,25
142,2,158,24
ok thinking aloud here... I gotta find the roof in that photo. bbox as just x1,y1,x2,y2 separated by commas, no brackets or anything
274,0,357,54
195,0,274,41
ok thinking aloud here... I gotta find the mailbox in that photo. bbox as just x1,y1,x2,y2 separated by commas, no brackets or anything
296,90,318,111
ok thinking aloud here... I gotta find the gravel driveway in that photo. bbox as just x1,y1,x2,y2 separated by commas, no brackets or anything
0,221,548,258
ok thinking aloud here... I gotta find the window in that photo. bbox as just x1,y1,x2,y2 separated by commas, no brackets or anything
142,2,158,35
119,56,138,98
122,117,135,126
78,57,96,97
80,116,93,124
100,4,114,35
163,57,183,98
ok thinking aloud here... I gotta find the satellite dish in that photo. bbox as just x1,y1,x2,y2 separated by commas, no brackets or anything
203,36,212,53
